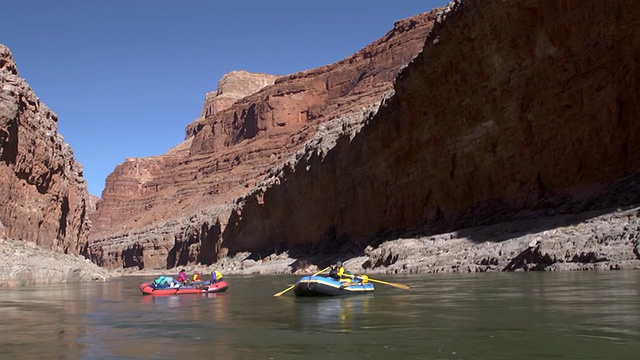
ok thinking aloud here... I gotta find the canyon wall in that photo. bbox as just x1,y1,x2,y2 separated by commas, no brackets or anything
87,11,439,269
0,44,90,255
89,0,640,271
221,0,640,257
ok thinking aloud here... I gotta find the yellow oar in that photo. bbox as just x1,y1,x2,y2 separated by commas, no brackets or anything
273,266,330,297
365,277,410,290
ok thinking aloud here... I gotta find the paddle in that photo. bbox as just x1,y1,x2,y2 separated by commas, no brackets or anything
273,266,331,297
352,275,410,290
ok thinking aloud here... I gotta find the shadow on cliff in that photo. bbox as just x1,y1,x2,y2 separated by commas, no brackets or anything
217,86,640,263
215,0,640,267
284,226,371,272
167,220,222,269
222,165,640,269
359,170,640,250
433,171,640,244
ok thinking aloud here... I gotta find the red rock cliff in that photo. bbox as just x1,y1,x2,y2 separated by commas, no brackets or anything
87,11,439,269
195,70,280,130
220,0,640,255
91,1,640,270
0,44,90,255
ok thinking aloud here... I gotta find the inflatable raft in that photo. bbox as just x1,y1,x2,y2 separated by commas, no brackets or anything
139,281,229,295
293,276,374,296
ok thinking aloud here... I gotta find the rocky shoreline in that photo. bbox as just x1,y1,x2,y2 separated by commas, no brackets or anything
0,236,114,287
2,205,639,287
118,205,640,280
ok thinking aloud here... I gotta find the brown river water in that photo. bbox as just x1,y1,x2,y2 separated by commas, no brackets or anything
0,271,639,359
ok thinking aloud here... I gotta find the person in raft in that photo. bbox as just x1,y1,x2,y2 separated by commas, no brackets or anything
191,272,208,287
177,269,188,284
329,262,367,284
329,261,353,280
211,270,224,284
152,275,181,289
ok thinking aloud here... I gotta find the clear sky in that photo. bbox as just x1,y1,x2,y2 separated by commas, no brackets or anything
1,0,446,196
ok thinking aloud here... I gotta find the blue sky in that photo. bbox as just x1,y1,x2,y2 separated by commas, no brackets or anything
1,1,446,196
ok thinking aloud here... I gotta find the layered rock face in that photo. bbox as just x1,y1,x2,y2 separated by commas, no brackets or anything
221,0,640,255
90,0,640,271
0,44,90,255
89,70,282,233
88,12,439,269
195,70,280,127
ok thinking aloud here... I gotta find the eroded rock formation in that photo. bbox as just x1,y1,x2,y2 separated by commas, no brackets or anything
221,0,640,257
89,1,640,272
88,11,438,269
0,44,90,255
195,70,280,130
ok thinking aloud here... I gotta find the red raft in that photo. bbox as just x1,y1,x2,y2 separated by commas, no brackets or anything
139,281,229,295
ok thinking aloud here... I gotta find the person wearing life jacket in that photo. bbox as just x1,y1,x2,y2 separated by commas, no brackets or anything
329,261,352,280
211,270,224,284
177,269,188,283
191,271,208,287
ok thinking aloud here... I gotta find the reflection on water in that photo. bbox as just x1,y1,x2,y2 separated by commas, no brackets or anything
139,292,230,323
293,295,373,332
0,272,639,359
0,299,85,359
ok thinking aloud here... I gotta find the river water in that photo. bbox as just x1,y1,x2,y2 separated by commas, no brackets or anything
0,271,639,359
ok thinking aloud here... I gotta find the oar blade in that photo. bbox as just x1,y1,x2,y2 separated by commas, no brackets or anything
390,282,411,290
273,285,295,297
368,278,411,290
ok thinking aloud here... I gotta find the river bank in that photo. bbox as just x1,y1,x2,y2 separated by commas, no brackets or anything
2,205,639,287
0,236,114,287
118,205,640,281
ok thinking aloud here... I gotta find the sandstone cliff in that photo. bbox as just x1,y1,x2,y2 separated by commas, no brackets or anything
221,0,640,261
87,11,438,269
0,44,90,255
195,70,280,131
89,1,640,272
